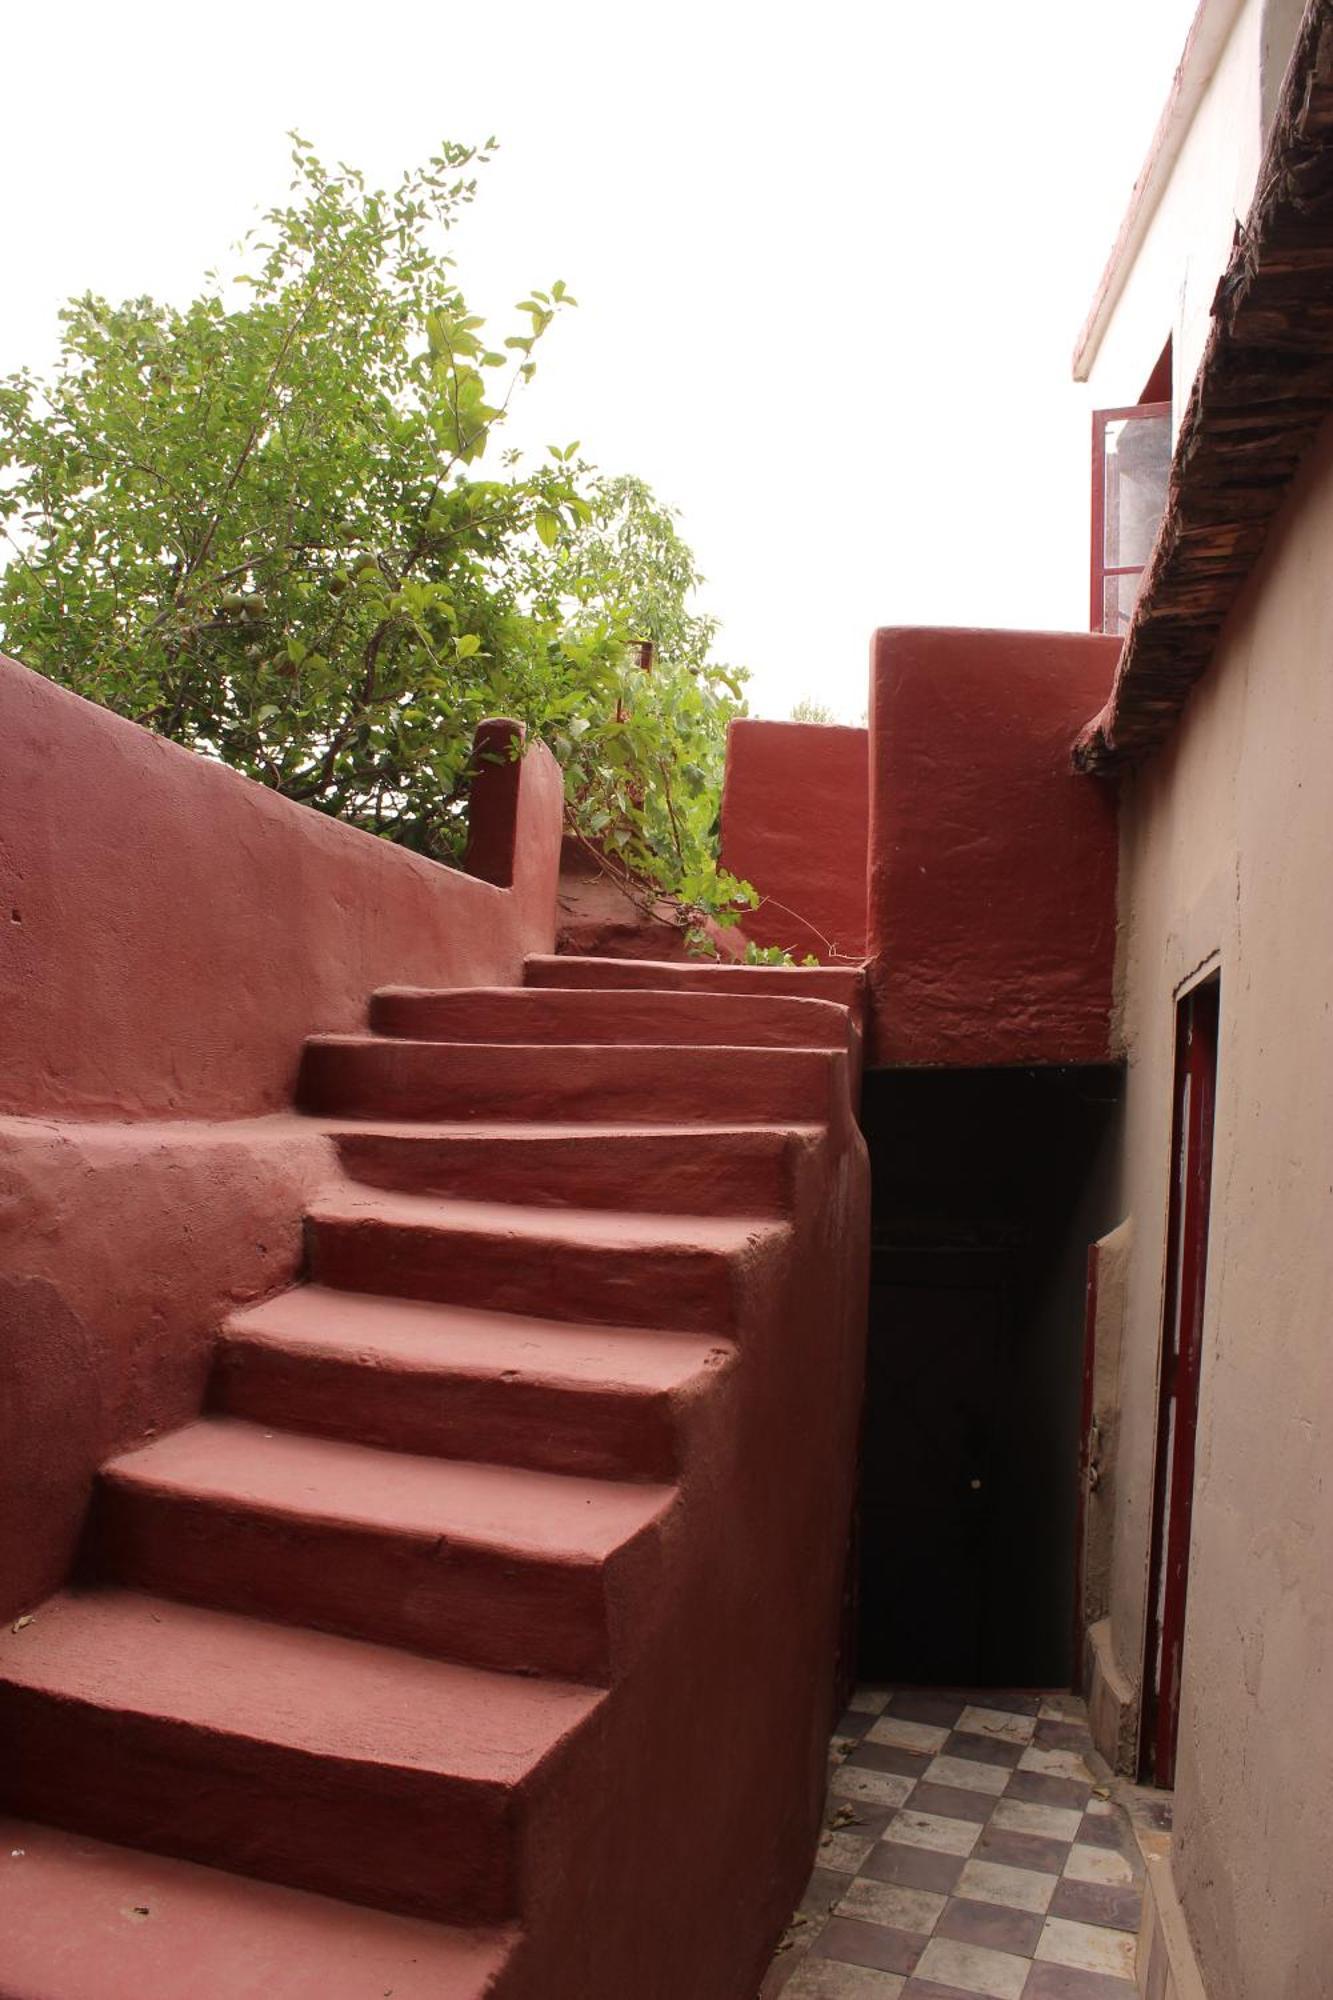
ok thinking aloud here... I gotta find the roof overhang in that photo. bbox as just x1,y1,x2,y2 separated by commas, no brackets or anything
1073,0,1249,383
1075,0,1333,773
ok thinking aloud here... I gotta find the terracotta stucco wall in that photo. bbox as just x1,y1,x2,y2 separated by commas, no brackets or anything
0,661,564,1620
0,660,563,1120
1102,415,1333,2000
866,628,1121,1068
719,719,868,962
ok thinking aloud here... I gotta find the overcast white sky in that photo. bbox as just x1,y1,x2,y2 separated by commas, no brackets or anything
7,0,1199,720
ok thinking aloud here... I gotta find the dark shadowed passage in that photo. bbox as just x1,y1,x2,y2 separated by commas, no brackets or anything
857,1067,1123,1690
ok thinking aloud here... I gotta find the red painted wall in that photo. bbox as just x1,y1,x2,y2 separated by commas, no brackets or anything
1,659,564,1618
0,1122,334,1623
867,628,1121,1067
0,661,564,1119
720,720,868,961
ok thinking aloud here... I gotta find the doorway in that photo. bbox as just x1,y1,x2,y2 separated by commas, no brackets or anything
859,1249,1008,1683
1140,975,1221,1787
857,1066,1123,1690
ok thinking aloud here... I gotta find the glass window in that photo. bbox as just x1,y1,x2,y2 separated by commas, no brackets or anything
1091,402,1171,635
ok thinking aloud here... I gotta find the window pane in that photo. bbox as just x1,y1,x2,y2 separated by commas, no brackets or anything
1104,412,1171,570
1103,569,1144,636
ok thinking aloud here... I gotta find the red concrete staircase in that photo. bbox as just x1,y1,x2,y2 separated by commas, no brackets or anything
0,956,868,2000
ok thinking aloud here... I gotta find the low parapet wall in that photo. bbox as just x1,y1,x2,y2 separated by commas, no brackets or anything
866,628,1121,1067
0,661,564,1619
719,719,868,962
0,662,564,1119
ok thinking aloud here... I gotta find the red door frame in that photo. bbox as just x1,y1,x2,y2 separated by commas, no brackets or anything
1140,975,1221,1787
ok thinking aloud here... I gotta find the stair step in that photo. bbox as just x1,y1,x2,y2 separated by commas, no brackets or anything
0,1814,516,2000
369,984,856,1053
305,1189,787,1333
325,1118,814,1213
216,1285,735,1479
525,952,866,1014
299,1036,844,1125
96,1418,673,1682
0,1588,601,1923
554,919,700,960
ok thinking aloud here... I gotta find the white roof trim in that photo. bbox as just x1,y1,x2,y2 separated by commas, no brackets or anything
1073,0,1249,382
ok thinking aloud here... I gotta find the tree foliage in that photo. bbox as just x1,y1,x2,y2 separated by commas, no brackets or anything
0,138,749,905
790,695,836,724
528,473,749,906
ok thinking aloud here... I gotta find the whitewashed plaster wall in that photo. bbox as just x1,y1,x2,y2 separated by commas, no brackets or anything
1081,0,1266,419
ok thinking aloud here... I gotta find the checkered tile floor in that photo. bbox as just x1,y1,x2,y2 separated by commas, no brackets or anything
761,1687,1144,2000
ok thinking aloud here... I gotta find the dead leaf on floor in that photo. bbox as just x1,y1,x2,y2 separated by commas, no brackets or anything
121,1906,151,1923
10,1616,33,1634
773,1912,815,1955
1093,1783,1112,1799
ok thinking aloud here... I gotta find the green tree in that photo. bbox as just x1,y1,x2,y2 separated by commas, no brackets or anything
0,137,748,905
524,473,751,910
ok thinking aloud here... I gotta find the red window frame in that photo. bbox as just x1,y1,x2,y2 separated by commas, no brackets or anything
1090,401,1172,634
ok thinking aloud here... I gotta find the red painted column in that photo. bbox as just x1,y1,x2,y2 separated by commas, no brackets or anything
866,627,1122,1068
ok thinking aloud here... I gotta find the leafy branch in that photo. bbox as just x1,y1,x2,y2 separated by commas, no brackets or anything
0,140,751,909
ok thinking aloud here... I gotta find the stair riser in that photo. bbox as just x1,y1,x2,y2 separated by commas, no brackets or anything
524,953,866,1012
307,1216,748,1334
332,1129,793,1215
93,1483,620,1684
0,1690,517,1923
300,1040,837,1125
213,1338,692,1480
369,988,852,1052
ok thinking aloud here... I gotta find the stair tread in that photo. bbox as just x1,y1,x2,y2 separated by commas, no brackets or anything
308,1186,785,1251
308,1031,835,1060
0,1588,601,1781
0,1814,514,2000
315,1115,823,1141
378,982,847,1007
371,984,852,1045
525,951,865,994
105,1417,674,1561
527,951,865,972
225,1285,734,1392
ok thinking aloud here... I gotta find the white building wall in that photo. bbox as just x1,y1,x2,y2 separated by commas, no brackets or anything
1082,0,1266,420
